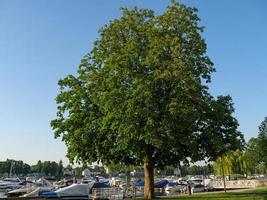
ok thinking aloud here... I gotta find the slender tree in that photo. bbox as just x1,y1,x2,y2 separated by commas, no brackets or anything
258,117,267,171
244,117,267,174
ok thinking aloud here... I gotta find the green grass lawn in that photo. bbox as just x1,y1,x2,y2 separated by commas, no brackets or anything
146,188,267,200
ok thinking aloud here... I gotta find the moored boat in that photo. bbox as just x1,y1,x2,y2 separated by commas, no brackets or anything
0,177,24,190
42,181,109,198
7,178,53,197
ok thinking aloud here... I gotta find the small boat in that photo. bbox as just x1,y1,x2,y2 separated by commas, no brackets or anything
0,162,25,190
165,182,186,192
81,177,94,184
110,177,125,188
7,178,53,197
134,180,144,187
54,178,76,189
191,184,205,193
0,177,24,190
42,181,109,198
81,176,109,185
154,179,168,188
134,179,169,188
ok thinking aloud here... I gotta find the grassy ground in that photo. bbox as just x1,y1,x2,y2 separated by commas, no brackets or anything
146,187,267,200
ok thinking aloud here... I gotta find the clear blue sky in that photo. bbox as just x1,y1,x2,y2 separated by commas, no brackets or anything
0,0,267,165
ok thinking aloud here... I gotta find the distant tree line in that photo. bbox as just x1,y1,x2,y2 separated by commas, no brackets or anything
156,164,213,177
0,159,31,176
0,159,64,179
31,160,64,179
0,160,110,180
214,117,267,176
182,164,214,176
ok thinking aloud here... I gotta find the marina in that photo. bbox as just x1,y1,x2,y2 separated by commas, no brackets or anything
0,173,267,199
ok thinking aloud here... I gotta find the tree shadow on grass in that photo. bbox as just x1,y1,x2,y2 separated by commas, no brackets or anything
153,189,267,200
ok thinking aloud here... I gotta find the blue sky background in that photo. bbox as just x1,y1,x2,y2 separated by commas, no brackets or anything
0,0,267,165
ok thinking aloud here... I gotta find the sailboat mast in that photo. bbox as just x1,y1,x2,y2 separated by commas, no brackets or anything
9,161,14,177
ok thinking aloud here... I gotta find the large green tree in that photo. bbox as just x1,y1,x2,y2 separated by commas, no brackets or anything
51,2,243,199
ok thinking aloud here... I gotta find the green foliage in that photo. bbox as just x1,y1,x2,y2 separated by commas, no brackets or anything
244,138,263,174
257,117,267,166
107,162,135,175
214,117,267,176
183,164,213,176
57,160,64,179
51,3,244,198
0,159,30,176
213,150,249,175
31,160,64,178
157,164,213,176
158,166,176,176
51,6,244,197
72,166,84,179
0,159,68,180
242,117,267,174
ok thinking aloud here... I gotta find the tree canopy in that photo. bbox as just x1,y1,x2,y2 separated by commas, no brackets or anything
51,2,244,198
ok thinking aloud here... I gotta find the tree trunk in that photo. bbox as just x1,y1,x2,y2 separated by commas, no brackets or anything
144,161,154,199
221,164,227,193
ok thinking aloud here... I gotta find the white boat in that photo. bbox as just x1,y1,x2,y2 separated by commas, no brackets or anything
7,178,53,197
0,161,25,190
191,184,205,193
165,182,186,192
42,181,109,198
0,177,24,190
